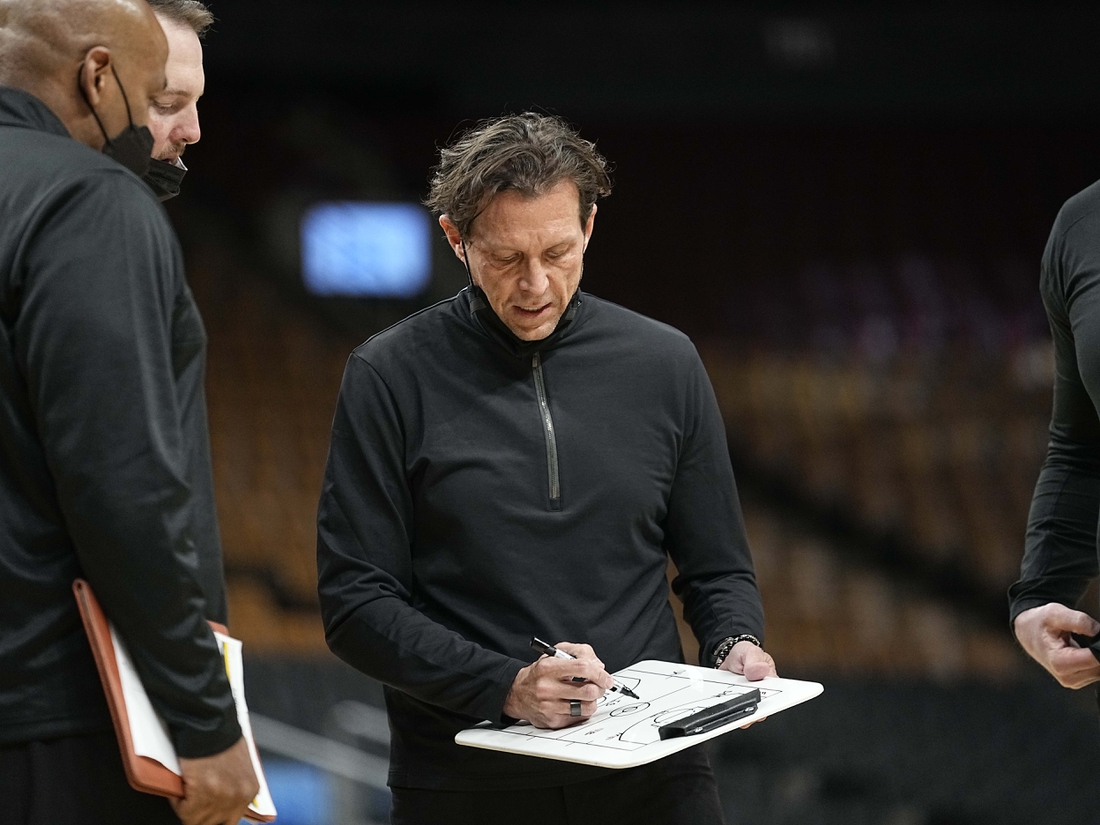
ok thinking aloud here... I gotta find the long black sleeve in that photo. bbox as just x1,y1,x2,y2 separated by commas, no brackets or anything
9,169,240,757
665,353,765,664
1010,186,1100,623
318,354,525,723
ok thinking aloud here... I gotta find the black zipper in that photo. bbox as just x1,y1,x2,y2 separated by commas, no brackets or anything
531,353,561,510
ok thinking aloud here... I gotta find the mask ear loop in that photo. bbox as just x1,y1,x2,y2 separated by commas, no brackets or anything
109,64,136,127
460,239,474,288
76,62,136,146
460,239,488,312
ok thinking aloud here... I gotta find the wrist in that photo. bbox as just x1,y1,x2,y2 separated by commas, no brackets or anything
502,680,522,720
501,660,533,721
711,634,761,668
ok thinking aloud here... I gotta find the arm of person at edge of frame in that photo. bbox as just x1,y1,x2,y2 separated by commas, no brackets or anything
1009,202,1100,692
719,640,778,728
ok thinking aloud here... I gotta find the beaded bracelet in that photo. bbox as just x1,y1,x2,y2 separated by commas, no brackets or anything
711,634,762,668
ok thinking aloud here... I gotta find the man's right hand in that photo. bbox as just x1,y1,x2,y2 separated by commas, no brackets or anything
1014,603,1100,689
502,642,615,729
170,736,259,825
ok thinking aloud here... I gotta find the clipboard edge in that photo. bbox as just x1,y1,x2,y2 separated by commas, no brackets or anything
73,580,277,822
72,578,185,798
456,662,824,769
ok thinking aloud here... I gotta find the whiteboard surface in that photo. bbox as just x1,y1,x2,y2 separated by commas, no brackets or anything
456,660,823,769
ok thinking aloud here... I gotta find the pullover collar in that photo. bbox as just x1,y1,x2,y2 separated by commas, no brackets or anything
0,87,70,139
465,286,583,361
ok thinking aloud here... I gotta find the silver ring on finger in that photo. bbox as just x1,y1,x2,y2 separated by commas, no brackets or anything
569,699,582,717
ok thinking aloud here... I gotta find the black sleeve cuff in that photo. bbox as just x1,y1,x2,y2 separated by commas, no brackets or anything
1008,598,1056,629
488,659,526,726
1008,574,1094,629
171,713,243,760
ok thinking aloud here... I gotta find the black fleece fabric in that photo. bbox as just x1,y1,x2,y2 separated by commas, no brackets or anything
317,287,765,789
0,87,239,757
1011,179,1100,623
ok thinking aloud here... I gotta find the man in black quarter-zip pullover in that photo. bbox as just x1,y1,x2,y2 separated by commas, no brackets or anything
1011,180,1100,691
317,113,774,825
0,2,256,822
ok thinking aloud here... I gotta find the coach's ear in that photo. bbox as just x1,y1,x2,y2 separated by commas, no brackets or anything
583,204,596,252
439,215,465,262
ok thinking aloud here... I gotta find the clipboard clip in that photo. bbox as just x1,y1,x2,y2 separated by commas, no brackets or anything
657,688,762,740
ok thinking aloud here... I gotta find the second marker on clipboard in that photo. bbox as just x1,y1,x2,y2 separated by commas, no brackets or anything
530,637,641,700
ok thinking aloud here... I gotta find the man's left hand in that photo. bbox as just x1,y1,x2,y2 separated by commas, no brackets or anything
718,641,777,728
718,641,777,681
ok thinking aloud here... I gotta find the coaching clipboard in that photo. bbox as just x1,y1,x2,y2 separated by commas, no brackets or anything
456,660,823,769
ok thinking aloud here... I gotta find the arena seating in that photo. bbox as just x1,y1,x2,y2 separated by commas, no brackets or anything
190,257,356,652
701,252,1052,602
737,493,1022,679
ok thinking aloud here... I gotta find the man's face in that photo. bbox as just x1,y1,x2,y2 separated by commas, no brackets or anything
443,179,596,341
147,15,204,162
110,55,165,135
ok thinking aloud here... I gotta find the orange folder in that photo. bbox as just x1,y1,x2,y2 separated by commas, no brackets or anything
73,578,276,821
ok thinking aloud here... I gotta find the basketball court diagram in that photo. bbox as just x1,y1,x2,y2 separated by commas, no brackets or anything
487,663,781,752
457,660,823,768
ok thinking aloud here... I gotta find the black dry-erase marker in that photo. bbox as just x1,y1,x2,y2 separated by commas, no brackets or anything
529,637,641,700
657,688,762,740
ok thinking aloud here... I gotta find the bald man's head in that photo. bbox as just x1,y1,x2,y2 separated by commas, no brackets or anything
0,0,167,152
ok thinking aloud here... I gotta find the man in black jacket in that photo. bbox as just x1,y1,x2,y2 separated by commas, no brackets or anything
0,1,256,823
1011,181,1100,689
318,113,775,824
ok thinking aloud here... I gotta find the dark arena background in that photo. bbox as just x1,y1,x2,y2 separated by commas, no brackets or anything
165,2,1100,822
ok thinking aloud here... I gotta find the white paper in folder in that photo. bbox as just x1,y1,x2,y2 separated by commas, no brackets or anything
110,625,180,772
109,625,278,819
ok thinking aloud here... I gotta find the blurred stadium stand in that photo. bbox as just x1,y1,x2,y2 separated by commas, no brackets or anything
193,258,347,652
702,250,1053,628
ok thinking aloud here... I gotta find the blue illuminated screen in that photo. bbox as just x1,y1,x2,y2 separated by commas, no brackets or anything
301,202,432,298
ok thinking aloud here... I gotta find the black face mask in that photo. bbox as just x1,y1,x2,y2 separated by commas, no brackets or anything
78,64,154,179
143,156,187,202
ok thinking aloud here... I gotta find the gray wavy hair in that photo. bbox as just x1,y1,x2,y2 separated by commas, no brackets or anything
425,113,612,239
